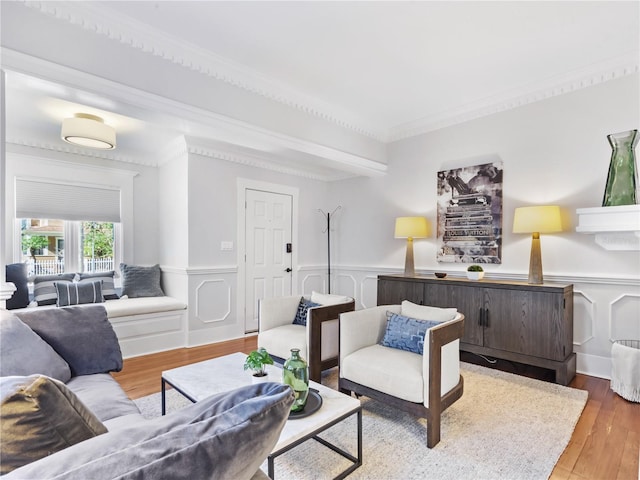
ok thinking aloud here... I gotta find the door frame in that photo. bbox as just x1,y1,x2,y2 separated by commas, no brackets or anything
237,178,299,333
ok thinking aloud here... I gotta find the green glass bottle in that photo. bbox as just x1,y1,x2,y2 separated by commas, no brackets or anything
282,348,309,412
602,129,639,206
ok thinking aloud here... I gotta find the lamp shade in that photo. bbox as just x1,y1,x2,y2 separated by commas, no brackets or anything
513,206,562,234
61,113,116,150
395,217,429,238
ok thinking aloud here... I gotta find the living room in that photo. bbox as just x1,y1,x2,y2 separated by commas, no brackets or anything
1,1,639,478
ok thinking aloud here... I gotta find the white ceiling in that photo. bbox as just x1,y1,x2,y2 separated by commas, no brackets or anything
3,1,639,177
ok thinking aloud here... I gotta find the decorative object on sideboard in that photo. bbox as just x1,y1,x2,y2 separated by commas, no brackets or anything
513,205,562,285
602,129,638,207
436,161,504,264
434,272,447,278
61,113,116,150
395,216,430,276
243,348,274,377
466,265,484,280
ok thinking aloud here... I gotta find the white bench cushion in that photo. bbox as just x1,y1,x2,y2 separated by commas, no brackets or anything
103,297,186,318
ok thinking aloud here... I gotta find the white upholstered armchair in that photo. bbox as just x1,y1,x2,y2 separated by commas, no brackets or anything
339,301,465,448
258,292,355,383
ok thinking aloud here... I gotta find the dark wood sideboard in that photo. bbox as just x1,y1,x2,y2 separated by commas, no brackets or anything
377,274,575,385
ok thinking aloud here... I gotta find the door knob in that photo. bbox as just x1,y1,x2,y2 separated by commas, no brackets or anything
285,268,292,273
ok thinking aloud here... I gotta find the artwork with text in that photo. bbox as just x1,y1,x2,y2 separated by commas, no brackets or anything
436,161,503,264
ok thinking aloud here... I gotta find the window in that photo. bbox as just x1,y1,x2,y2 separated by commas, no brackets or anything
19,219,118,276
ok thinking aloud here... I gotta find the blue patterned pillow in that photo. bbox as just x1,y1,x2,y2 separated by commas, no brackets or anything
292,298,320,326
380,311,441,355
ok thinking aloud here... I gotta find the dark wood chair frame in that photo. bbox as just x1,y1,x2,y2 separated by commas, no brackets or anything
339,314,465,448
269,299,356,384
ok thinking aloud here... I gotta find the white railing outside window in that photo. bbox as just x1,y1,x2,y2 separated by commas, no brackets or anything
26,258,114,276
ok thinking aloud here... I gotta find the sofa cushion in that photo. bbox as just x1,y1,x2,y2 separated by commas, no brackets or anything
55,280,104,307
33,273,76,306
78,270,119,300
310,291,351,305
400,300,458,322
66,374,140,423
292,298,320,326
120,263,165,298
380,311,440,355
5,382,294,480
5,263,29,310
0,375,107,475
0,312,71,383
16,305,123,376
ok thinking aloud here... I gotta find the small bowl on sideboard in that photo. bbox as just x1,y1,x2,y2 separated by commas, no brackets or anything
434,272,447,279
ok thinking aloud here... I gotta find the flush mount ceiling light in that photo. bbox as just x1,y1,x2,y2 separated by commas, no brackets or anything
61,113,116,150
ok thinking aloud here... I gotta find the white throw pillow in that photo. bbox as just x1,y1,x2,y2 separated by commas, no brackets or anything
310,291,351,306
400,300,457,323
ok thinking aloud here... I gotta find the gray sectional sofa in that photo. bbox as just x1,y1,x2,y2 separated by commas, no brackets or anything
0,305,293,479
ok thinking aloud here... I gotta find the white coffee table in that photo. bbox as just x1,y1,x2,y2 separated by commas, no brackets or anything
161,352,362,479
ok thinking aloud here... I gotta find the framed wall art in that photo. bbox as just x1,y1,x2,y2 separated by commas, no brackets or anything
436,161,503,264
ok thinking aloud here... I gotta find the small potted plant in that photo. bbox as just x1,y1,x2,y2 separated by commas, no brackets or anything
466,265,485,281
244,348,274,377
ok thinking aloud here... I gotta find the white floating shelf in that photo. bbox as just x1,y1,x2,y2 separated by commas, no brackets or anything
576,205,640,251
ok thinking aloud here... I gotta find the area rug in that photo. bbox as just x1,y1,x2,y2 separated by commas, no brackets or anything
134,362,587,480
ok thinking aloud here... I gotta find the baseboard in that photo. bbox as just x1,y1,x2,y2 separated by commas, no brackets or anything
576,352,611,380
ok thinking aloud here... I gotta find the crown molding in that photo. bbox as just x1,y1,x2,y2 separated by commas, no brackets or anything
2,49,386,178
13,3,639,144
184,137,343,182
5,137,155,167
20,0,386,142
388,52,640,141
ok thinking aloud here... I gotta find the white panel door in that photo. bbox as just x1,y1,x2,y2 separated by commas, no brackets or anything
245,189,293,332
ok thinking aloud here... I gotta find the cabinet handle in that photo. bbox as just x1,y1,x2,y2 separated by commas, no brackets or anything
478,308,484,326
485,308,490,328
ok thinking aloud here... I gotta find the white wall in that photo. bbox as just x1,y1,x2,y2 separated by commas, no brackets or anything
328,74,640,379
158,145,333,348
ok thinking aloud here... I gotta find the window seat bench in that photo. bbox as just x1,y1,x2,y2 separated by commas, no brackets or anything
11,297,188,359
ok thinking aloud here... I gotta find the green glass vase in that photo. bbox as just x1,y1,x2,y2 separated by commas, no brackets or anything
602,129,639,206
282,348,309,412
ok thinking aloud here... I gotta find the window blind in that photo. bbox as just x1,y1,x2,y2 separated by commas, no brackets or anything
15,179,121,222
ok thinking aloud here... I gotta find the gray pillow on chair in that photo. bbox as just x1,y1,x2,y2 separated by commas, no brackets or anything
15,305,122,376
0,312,71,383
4,382,294,480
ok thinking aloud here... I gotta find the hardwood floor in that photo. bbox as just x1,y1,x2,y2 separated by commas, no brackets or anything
112,337,639,480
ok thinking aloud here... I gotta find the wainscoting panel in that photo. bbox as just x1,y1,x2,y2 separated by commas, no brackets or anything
111,310,186,359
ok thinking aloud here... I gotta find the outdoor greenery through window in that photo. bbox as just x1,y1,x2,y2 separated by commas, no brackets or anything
20,219,116,276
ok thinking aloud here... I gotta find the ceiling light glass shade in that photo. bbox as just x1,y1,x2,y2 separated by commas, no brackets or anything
513,206,562,234
394,216,430,238
61,113,116,150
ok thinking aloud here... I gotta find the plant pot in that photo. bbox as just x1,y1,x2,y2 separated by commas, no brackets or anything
466,271,485,281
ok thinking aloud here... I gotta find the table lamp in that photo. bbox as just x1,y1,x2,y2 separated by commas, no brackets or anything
513,206,562,284
395,217,429,276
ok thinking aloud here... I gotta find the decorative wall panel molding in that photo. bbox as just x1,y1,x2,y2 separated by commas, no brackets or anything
360,276,379,309
609,293,640,342
301,274,325,294
195,279,231,323
573,290,596,346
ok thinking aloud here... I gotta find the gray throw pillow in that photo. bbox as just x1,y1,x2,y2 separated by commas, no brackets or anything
4,382,294,480
5,263,29,310
0,375,107,475
55,280,104,307
78,271,119,300
0,312,71,383
33,273,76,306
120,263,165,298
16,305,123,376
